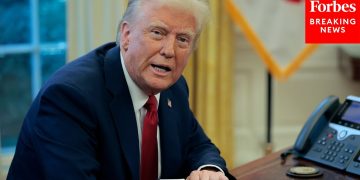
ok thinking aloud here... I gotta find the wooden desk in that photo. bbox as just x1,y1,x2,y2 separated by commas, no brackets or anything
230,149,359,179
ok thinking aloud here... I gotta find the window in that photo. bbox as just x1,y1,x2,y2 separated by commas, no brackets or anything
0,0,66,175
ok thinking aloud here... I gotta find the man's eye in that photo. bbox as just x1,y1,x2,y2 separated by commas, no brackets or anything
153,30,161,35
178,37,188,43
151,30,163,39
177,36,191,48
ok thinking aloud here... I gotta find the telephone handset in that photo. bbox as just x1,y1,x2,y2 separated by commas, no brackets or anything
292,95,360,176
294,95,340,153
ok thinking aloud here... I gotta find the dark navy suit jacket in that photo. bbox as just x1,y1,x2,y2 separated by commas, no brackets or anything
7,43,233,180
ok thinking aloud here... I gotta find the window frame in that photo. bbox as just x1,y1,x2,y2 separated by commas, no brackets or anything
0,0,67,99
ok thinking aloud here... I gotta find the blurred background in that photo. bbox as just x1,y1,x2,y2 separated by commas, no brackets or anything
1,0,360,178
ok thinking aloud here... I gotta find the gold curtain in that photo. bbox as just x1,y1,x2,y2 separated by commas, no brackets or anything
183,0,235,167
67,0,127,60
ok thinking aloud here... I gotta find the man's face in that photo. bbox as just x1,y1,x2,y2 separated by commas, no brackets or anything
120,2,197,95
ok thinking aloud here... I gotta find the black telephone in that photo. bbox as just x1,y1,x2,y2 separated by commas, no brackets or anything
293,95,360,176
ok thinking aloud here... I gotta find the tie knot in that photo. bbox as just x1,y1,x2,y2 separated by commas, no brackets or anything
145,95,157,112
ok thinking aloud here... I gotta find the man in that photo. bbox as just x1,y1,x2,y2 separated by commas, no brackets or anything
8,0,234,179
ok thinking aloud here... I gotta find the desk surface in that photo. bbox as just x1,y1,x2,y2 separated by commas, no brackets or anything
230,149,359,179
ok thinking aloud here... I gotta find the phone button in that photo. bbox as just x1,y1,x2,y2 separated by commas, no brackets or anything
338,130,348,140
354,163,359,168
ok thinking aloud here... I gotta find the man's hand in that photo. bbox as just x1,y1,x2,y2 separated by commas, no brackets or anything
186,170,229,180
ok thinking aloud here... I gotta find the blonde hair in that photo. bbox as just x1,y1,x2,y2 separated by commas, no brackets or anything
116,0,210,45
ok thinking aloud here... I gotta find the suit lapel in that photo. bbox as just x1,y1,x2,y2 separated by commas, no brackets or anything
158,90,183,178
104,46,140,180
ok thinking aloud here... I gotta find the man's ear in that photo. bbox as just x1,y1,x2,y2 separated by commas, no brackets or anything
120,21,131,51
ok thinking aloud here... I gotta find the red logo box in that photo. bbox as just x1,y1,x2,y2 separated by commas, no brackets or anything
305,0,360,43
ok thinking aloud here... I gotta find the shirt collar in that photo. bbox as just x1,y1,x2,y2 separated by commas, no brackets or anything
120,52,160,111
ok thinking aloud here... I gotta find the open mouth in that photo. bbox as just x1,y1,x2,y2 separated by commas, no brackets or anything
151,64,171,73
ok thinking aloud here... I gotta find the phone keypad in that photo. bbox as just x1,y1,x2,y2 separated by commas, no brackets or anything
320,142,344,162
339,155,350,164
304,125,360,175
315,131,358,165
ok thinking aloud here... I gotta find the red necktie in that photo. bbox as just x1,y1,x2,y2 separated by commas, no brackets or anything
140,95,158,180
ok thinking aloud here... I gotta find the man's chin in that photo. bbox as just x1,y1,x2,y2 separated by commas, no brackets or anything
148,85,170,94
153,81,176,92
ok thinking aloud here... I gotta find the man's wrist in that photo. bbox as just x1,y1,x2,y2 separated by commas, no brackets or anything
197,164,224,174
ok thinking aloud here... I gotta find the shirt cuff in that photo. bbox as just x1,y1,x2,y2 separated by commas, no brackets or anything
197,164,225,174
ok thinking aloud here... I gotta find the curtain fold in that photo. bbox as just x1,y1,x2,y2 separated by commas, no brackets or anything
67,0,127,60
184,0,235,167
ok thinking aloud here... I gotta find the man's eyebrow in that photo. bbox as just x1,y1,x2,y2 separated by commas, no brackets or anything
179,29,195,39
148,21,196,38
148,21,169,30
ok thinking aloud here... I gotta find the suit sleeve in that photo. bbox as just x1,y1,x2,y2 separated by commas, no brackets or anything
31,83,99,179
176,77,234,179
183,112,227,171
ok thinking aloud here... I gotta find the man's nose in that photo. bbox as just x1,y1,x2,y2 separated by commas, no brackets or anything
160,36,175,59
